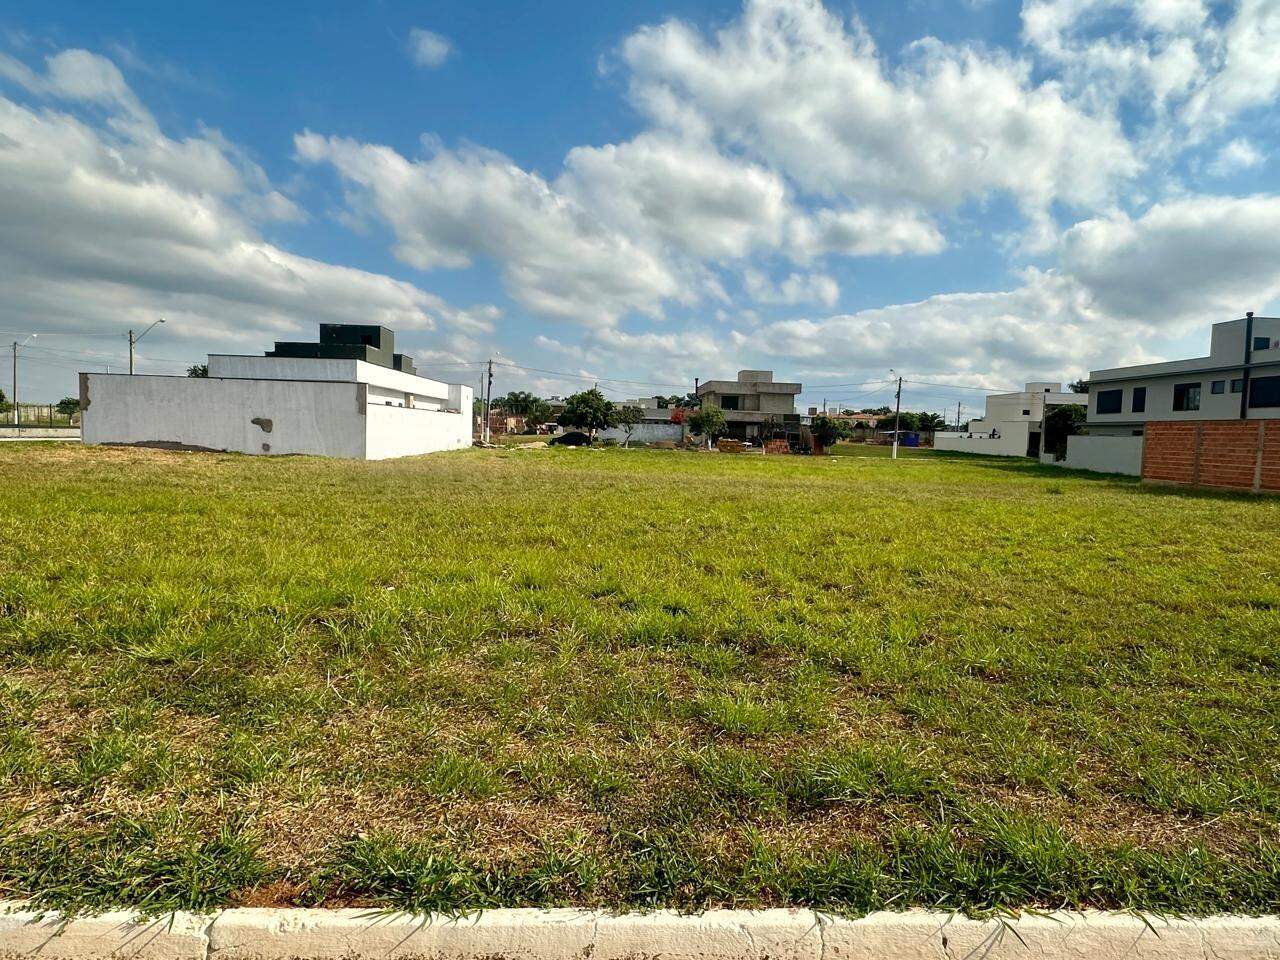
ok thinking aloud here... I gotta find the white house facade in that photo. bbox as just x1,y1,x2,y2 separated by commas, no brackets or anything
80,324,472,460
935,382,1086,458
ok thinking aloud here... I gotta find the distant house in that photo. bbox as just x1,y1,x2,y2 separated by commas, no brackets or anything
81,324,473,460
934,382,1085,458
696,370,802,442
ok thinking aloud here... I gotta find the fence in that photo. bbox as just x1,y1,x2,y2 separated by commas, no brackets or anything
1143,420,1280,493
3,404,79,428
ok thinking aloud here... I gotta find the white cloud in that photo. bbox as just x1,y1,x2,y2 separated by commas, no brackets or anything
0,50,495,370
622,0,1139,231
743,269,839,306
408,28,452,69
295,133,687,325
1207,137,1264,177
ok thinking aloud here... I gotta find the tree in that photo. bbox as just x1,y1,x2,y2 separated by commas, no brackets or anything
615,405,644,447
187,364,209,377
1068,378,1088,394
877,411,921,432
56,397,80,417
808,414,850,454
1044,403,1087,458
687,405,727,444
558,388,616,438
498,390,540,415
917,412,947,432
524,399,552,431
0,387,9,414
675,392,701,409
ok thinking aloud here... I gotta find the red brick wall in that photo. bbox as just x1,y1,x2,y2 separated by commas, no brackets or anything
1142,420,1280,493
1142,421,1199,484
1262,423,1280,493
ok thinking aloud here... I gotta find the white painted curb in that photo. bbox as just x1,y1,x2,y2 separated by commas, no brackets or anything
1,904,1278,960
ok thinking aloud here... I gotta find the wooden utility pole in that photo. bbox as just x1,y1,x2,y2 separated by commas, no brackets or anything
483,358,494,444
10,342,17,427
892,375,903,460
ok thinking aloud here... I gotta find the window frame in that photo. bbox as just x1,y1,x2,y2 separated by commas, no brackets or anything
1253,336,1272,352
1248,375,1280,409
1172,382,1202,412
1211,380,1226,395
1132,386,1146,413
1095,388,1123,415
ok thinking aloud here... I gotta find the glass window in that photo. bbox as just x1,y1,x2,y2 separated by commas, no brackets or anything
720,395,740,410
1096,389,1123,415
1021,409,1031,416
1249,375,1280,408
1173,382,1201,412
1231,378,1245,393
1211,380,1226,394
1132,387,1146,413
1253,336,1272,351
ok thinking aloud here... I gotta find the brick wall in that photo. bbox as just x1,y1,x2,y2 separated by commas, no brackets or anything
1142,420,1280,493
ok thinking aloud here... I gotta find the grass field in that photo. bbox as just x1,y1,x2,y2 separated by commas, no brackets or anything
1,442,1278,916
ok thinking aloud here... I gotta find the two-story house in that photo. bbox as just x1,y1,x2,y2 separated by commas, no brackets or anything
1087,314,1280,435
696,370,802,442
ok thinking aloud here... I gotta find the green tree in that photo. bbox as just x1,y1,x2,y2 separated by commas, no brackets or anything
615,405,644,447
558,388,616,438
55,396,80,417
524,398,552,431
0,387,9,414
1068,378,1088,394
877,411,921,432
498,390,540,415
1044,403,1088,458
687,405,727,443
187,364,209,377
808,414,850,454
917,412,947,432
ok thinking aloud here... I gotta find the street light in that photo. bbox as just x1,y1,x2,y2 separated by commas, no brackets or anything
128,318,165,375
11,333,36,427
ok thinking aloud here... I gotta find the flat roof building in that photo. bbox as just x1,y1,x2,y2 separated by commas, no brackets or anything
1086,314,1280,435
696,370,801,441
80,323,473,460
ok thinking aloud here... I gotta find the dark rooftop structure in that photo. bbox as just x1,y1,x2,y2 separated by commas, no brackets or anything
266,323,417,375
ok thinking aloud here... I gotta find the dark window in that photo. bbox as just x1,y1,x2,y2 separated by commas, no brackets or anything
1211,380,1225,394
1095,389,1123,415
1132,387,1146,413
1253,336,1271,351
720,395,740,410
1231,378,1245,394
1021,409,1031,416
1132,428,1145,437
1173,382,1201,412
1249,375,1280,408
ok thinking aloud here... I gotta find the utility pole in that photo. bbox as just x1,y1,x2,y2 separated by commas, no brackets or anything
128,318,166,375
891,372,903,460
11,334,36,427
483,358,494,444
956,401,963,432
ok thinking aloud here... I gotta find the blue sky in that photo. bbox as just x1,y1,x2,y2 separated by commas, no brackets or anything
3,0,1279,415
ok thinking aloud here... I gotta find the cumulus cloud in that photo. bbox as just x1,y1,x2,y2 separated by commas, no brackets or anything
1207,137,1264,177
623,0,1139,231
0,49,495,375
408,28,452,69
743,269,839,307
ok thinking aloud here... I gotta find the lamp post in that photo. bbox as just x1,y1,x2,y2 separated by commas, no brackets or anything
128,318,165,374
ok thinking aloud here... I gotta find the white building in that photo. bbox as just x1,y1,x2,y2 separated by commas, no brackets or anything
80,324,473,460
1086,314,1280,434
934,382,1086,458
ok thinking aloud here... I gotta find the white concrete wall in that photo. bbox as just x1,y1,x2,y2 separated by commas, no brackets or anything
597,422,686,444
83,376,474,459
1045,434,1144,476
208,355,456,404
82,374,366,457
934,421,1031,457
364,392,472,460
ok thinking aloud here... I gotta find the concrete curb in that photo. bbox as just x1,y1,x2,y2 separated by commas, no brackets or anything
2,904,1278,960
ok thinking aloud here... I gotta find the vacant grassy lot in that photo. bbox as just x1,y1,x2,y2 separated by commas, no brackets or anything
1,443,1277,915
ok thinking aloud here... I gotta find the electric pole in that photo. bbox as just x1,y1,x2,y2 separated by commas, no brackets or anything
891,372,903,460
483,358,494,444
128,318,166,375
10,342,17,427
956,401,963,432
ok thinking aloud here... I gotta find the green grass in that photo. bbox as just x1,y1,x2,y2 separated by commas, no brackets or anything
1,442,1278,916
